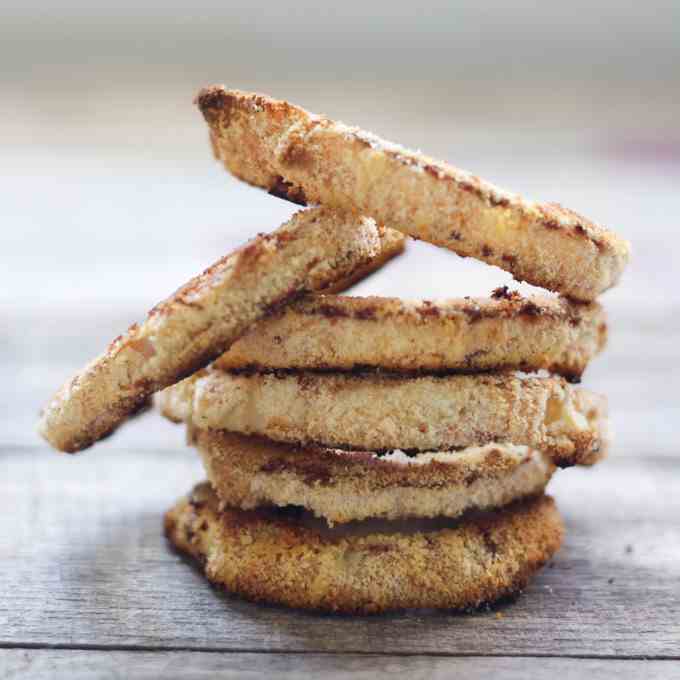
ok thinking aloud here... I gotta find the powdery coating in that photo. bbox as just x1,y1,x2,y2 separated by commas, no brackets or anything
164,370,608,464
164,483,564,614
214,291,607,380
196,86,631,301
193,429,557,524
38,208,380,452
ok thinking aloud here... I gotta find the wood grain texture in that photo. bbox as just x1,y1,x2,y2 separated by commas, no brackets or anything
0,447,677,658
1,650,678,680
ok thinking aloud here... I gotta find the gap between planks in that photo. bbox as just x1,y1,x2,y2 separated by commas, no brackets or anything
0,643,678,660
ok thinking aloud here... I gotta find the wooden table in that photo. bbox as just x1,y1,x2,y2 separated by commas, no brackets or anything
1,88,679,677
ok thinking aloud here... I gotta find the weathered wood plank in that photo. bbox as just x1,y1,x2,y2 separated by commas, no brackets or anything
0,448,677,657
0,650,678,680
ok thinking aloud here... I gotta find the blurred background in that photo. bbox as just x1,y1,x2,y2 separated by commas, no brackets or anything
2,1,679,455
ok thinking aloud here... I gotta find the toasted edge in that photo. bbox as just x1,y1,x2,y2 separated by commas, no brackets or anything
165,482,563,613
170,370,609,462
324,227,405,294
193,429,558,524
197,86,630,301
38,207,379,452
214,289,606,379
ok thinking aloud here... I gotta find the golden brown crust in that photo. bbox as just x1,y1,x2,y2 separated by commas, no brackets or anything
38,208,380,452
156,233,406,424
165,482,563,614
197,86,630,301
163,369,608,464
194,429,558,524
214,290,607,379
323,227,405,294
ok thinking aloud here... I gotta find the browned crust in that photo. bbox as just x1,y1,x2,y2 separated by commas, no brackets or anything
165,482,563,614
168,370,608,461
194,429,559,524
38,208,380,452
214,289,607,379
196,86,630,301
323,227,405,294
196,430,560,488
